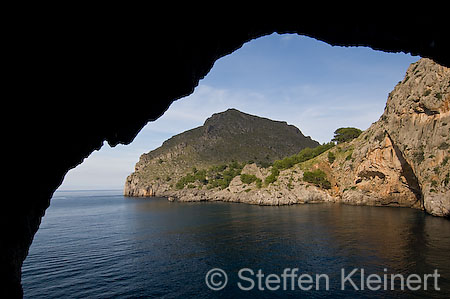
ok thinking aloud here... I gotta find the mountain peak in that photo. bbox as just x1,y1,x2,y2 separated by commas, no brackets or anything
202,109,306,140
126,110,319,192
204,108,251,124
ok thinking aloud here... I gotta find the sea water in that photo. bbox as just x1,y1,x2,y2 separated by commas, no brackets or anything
22,190,450,298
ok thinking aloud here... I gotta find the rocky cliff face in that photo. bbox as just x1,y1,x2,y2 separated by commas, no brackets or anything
289,58,449,216
125,58,450,217
302,58,449,216
338,58,449,216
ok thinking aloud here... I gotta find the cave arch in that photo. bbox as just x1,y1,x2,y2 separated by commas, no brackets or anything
6,17,450,297
60,33,420,190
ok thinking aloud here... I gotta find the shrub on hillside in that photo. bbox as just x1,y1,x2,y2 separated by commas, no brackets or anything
265,142,335,185
303,169,331,189
327,151,336,164
240,174,258,184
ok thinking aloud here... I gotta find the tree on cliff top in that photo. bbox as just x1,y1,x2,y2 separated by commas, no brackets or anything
332,127,362,144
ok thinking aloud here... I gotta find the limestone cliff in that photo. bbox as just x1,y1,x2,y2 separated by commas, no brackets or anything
125,58,450,217
335,58,450,216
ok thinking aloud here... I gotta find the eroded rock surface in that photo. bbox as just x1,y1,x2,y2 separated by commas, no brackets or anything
327,58,450,216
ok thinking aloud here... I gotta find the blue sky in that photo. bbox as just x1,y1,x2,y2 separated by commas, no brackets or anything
59,33,419,190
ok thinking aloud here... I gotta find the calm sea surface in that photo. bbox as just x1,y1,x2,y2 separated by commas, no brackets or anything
22,190,450,298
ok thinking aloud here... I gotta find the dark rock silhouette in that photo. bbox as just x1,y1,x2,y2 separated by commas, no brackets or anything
5,12,450,297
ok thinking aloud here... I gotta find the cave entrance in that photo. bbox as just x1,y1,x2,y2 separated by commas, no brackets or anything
57,33,419,190
21,33,423,297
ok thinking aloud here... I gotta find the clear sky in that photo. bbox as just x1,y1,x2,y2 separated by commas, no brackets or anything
59,33,419,190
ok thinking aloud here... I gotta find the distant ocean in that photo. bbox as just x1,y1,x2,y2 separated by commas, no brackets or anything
22,190,450,298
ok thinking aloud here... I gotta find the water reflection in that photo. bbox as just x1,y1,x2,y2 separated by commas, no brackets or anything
22,194,450,298
131,199,450,297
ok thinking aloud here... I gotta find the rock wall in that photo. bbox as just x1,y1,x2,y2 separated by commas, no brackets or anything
381,59,450,215
338,134,422,208
331,58,450,216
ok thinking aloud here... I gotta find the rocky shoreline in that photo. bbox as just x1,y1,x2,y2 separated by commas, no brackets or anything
125,161,336,205
124,161,425,210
